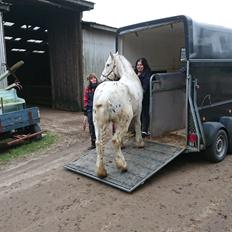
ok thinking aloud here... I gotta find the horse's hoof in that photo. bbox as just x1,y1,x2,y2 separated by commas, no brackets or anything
97,169,107,178
121,166,128,172
121,144,126,150
136,141,145,148
117,164,128,172
115,159,128,172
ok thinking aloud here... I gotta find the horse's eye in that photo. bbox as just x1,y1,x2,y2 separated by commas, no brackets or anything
106,64,110,67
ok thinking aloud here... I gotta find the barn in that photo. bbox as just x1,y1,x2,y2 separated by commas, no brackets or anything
82,21,116,86
0,0,100,111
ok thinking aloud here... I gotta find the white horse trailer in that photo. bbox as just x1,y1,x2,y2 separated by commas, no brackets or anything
65,15,232,192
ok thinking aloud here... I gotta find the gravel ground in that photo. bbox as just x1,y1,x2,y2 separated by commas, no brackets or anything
0,107,231,232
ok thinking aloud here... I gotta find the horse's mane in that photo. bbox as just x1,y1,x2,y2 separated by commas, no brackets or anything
117,54,134,73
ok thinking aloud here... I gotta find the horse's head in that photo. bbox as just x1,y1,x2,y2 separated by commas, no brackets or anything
100,52,120,82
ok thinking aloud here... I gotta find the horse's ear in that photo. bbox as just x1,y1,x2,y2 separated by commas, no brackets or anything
110,51,114,59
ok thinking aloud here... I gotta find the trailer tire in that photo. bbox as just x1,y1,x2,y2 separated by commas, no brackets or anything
204,129,228,163
219,117,232,154
29,123,42,140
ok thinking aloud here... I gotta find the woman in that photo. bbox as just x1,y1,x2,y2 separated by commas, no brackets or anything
83,73,98,149
134,58,152,137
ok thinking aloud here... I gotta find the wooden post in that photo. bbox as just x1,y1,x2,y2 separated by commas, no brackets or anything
0,11,7,88
48,9,83,111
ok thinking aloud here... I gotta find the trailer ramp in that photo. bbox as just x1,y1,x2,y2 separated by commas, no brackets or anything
64,140,184,192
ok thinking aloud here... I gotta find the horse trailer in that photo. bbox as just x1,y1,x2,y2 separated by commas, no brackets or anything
117,15,232,162
65,15,232,192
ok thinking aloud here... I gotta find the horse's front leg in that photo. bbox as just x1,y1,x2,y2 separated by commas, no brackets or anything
134,115,145,148
95,125,107,178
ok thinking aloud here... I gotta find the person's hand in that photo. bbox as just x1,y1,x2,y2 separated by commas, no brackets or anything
83,116,88,131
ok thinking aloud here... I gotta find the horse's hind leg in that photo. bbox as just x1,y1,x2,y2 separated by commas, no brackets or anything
112,115,132,172
112,127,128,172
95,124,107,178
134,115,145,148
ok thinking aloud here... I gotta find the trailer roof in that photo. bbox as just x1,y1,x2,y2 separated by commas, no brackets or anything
117,15,232,60
117,15,190,35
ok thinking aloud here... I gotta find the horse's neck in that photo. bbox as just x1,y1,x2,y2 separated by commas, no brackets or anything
116,56,136,81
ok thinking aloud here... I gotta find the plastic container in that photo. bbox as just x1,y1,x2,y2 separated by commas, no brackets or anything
0,89,25,114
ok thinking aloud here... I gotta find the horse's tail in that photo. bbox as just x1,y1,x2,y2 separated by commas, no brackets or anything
99,124,107,155
95,99,114,121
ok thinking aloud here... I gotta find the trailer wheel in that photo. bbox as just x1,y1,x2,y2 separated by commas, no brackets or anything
29,123,42,140
219,116,232,154
204,129,228,162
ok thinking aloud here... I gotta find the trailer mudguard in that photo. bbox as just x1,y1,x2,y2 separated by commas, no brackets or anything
219,117,232,153
203,122,226,147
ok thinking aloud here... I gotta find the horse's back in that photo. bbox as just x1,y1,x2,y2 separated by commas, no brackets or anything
94,81,131,105
93,81,133,123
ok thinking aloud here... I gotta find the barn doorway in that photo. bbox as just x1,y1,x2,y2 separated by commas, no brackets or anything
2,0,94,111
3,5,51,106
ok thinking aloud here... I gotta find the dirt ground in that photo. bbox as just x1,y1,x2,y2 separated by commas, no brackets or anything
0,107,232,232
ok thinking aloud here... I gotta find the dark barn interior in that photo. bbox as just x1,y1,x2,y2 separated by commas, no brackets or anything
4,5,50,106
2,0,94,111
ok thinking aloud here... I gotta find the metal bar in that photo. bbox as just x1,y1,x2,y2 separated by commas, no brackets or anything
193,79,206,147
185,61,190,146
198,99,232,110
7,131,43,146
0,61,24,82
149,73,156,132
189,59,232,63
188,76,201,151
0,97,3,114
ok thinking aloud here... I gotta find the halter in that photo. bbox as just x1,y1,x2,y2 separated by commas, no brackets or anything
101,63,117,81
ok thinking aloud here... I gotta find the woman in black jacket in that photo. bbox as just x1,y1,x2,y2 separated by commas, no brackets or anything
134,58,152,137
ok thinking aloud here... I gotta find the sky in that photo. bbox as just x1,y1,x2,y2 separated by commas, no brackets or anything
82,0,232,29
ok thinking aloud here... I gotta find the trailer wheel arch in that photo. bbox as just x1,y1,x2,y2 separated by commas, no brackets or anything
203,122,228,162
203,122,226,147
219,116,232,154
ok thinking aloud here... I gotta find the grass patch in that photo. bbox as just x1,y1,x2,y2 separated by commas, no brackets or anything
0,132,58,164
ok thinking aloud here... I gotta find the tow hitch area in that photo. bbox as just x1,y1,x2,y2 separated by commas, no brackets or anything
64,140,184,192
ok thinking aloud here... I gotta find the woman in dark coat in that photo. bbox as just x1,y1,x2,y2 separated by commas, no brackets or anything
134,58,152,137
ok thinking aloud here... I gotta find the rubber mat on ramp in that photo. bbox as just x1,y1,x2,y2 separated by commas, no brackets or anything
64,140,184,192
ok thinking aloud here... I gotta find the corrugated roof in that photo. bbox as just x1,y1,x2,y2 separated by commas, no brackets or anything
4,0,94,12
82,21,117,33
43,0,94,11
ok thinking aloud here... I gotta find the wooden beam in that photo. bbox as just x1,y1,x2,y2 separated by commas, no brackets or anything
5,40,48,52
4,26,48,41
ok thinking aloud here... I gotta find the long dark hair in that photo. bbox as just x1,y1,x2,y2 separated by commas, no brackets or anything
134,57,151,74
